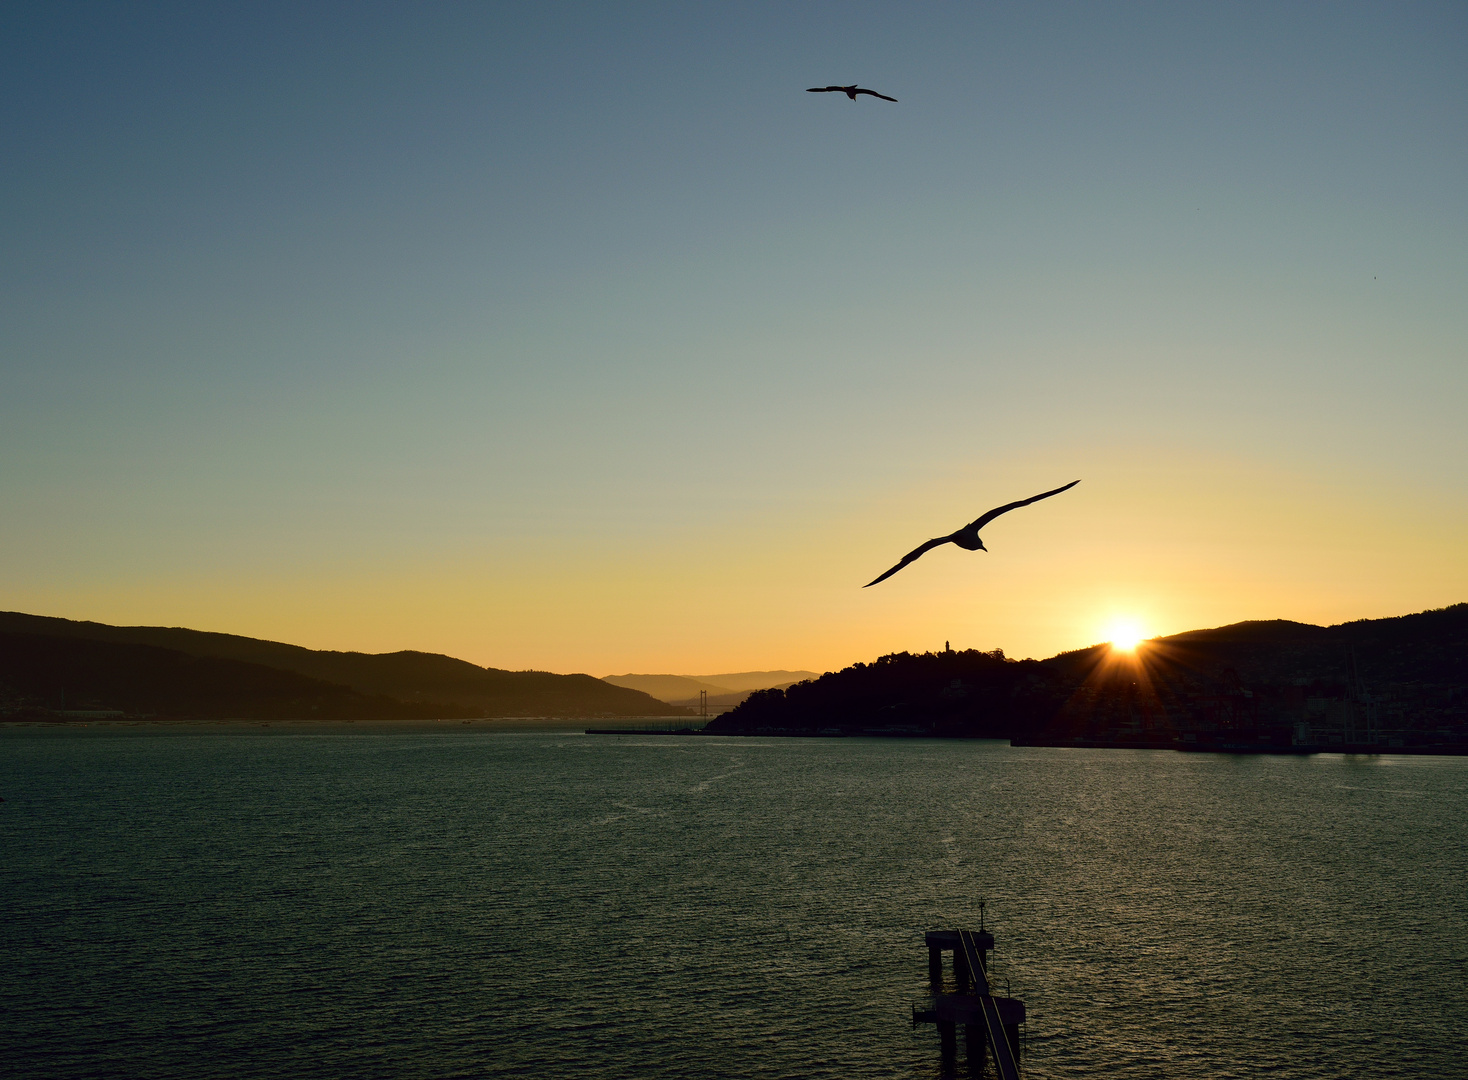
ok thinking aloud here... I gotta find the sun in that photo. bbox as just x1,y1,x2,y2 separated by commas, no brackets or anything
1107,619,1144,653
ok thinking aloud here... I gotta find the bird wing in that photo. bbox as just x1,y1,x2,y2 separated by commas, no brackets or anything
853,88,898,102
807,86,844,92
863,536,954,588
965,479,1080,534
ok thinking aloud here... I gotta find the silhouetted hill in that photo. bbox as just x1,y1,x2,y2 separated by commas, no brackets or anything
0,612,687,719
1044,605,1467,689
707,605,1467,750
705,648,1062,737
0,632,439,721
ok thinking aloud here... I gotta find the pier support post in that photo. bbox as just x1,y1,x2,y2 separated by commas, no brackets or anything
938,1021,957,1061
929,946,942,985
954,947,969,993
965,1022,986,1069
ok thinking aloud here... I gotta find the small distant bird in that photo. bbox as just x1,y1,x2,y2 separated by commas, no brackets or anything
864,480,1080,587
807,84,897,102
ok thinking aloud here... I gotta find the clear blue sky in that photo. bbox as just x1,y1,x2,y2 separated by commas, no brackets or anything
3,2,1464,672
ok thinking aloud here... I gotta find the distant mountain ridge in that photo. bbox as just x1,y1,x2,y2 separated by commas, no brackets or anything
602,670,818,711
0,611,686,720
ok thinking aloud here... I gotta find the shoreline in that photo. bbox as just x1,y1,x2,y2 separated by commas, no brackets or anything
0,715,654,733
585,727,1468,756
1012,736,1467,756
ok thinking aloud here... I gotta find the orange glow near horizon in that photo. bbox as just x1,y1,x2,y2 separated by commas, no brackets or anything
5,455,1463,676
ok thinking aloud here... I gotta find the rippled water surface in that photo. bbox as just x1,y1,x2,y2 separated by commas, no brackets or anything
3,727,1466,1079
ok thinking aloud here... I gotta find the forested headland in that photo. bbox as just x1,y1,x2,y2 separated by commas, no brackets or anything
706,604,1468,752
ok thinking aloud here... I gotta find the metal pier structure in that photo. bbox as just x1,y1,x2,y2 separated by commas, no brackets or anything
913,923,1025,1078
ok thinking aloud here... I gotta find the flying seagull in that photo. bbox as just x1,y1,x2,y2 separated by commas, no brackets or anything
864,480,1080,587
807,84,897,102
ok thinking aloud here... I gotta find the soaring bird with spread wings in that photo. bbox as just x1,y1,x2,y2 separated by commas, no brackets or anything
864,480,1080,587
807,84,897,102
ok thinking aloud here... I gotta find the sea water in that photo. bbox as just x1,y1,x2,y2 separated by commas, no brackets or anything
2,727,1465,1079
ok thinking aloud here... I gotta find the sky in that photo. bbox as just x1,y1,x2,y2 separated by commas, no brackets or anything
2,2,1465,675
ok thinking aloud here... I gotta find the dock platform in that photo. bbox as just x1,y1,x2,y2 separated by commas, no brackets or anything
914,924,1025,1078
